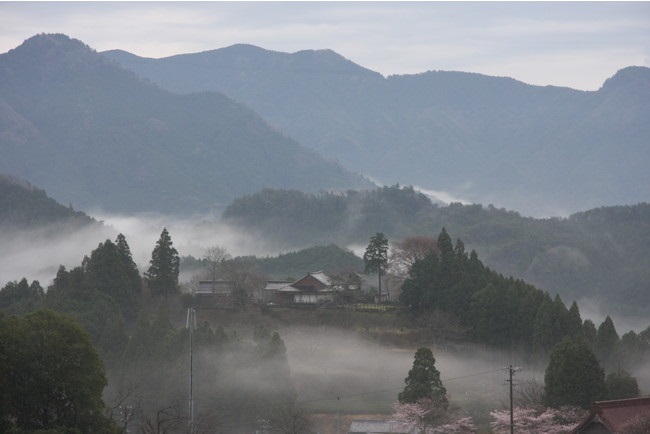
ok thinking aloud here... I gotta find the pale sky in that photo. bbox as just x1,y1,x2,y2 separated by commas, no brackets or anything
1,1,649,91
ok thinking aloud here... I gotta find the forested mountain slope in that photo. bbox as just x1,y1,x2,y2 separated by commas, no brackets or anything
0,35,371,214
104,45,650,216
0,174,96,228
221,186,650,317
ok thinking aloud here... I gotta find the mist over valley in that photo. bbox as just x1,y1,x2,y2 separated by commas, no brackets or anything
1,33,649,433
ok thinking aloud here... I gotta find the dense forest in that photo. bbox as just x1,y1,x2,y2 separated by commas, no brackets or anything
222,186,650,318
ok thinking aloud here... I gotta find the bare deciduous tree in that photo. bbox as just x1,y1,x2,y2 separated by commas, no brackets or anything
203,245,231,294
389,236,439,278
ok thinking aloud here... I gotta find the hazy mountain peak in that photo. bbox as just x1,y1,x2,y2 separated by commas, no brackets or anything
1,33,114,87
600,66,650,92
9,33,92,57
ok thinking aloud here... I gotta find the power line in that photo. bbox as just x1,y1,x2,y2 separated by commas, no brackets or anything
212,367,506,430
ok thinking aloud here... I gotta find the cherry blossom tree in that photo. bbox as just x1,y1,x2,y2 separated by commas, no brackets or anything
392,399,475,434
490,406,583,434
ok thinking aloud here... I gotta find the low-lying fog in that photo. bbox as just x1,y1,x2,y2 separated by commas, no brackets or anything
2,212,648,399
3,212,647,333
281,326,533,413
282,326,650,412
0,212,278,287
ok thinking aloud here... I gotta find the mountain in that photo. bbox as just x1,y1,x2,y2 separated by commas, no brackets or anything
221,186,650,318
0,174,96,228
0,35,371,214
104,45,650,216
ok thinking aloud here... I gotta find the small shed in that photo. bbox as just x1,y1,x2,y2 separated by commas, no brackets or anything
571,396,650,433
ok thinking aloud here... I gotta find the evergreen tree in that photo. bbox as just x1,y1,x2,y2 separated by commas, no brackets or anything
398,347,448,410
145,228,180,298
532,295,569,354
567,301,583,339
596,316,620,368
470,283,514,347
363,232,389,302
583,319,598,349
544,337,606,409
86,238,141,320
400,252,439,314
436,228,453,260
0,278,43,315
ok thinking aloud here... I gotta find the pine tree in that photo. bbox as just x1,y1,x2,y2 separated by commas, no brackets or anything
145,228,180,299
398,347,448,409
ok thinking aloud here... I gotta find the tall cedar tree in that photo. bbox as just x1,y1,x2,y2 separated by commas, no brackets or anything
398,347,448,410
145,228,180,298
363,232,389,302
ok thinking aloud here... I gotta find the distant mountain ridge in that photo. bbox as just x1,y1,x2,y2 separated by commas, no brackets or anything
104,44,650,216
0,34,371,214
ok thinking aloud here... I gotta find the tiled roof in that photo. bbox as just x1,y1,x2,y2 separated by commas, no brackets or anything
264,280,295,291
309,271,331,286
572,396,650,433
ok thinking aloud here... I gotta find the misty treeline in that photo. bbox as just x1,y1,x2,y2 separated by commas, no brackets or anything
0,230,299,433
397,228,647,406
223,186,650,317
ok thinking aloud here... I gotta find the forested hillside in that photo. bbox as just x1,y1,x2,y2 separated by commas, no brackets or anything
0,174,96,228
222,186,650,317
104,45,650,216
182,244,364,282
0,34,371,214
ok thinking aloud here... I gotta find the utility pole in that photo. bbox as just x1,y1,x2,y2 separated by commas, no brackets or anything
187,307,197,434
504,365,521,434
337,396,340,434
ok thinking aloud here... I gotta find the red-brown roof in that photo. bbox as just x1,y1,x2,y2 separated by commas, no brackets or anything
572,396,650,433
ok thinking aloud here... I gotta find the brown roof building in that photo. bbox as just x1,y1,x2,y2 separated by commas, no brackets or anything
571,396,650,433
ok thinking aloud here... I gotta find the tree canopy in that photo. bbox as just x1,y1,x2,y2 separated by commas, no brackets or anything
0,309,116,433
544,337,607,409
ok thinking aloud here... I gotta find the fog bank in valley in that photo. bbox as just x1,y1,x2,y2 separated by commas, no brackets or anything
281,326,540,413
0,222,115,286
0,211,280,288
